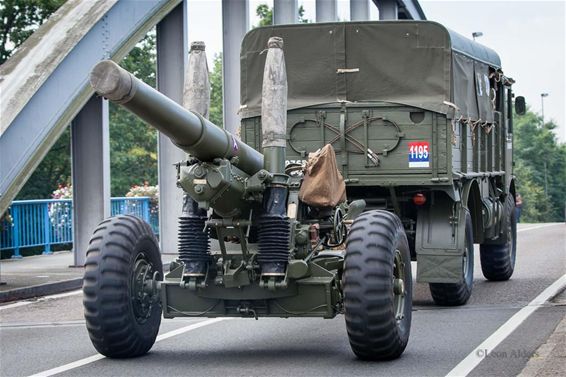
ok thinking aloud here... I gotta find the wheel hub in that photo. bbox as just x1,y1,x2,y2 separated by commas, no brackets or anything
131,254,158,324
393,249,406,321
394,278,405,295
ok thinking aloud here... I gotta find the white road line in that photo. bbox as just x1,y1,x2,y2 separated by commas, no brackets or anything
446,274,566,377
1,320,85,329
0,289,82,311
517,223,562,233
28,318,228,377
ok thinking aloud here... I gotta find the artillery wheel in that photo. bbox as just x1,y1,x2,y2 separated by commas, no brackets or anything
429,210,474,306
83,215,162,358
344,210,412,360
479,194,517,281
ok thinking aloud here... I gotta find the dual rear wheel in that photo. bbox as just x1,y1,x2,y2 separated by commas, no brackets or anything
429,210,474,306
428,194,517,306
479,194,517,281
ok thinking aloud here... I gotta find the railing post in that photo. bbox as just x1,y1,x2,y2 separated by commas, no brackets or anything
43,202,52,255
142,198,150,224
11,204,22,259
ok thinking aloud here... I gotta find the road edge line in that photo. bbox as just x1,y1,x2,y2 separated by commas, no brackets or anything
445,274,566,377
0,289,82,311
28,318,228,377
517,223,562,233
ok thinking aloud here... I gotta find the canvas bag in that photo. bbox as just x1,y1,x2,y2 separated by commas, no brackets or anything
299,144,346,207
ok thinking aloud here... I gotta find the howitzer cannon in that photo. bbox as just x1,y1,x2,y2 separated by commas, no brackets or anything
84,37,412,361
90,59,264,217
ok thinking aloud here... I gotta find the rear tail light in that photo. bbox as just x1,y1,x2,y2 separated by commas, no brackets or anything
413,193,427,206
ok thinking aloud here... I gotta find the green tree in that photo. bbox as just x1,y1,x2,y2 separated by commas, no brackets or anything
209,53,224,127
16,129,71,199
255,3,309,26
0,0,65,64
514,109,566,222
110,34,158,196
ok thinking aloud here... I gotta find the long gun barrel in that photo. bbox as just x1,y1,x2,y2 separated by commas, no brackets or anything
89,60,263,176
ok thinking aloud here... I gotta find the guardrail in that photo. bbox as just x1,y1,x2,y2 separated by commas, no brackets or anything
0,197,159,258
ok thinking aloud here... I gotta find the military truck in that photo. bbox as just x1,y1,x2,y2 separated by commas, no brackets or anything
240,21,524,302
83,21,523,361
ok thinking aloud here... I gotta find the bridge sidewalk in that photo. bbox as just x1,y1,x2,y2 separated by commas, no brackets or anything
0,251,177,303
519,288,566,377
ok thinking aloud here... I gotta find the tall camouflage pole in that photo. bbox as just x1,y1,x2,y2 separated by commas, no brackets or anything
183,41,210,119
179,41,212,277
257,37,290,277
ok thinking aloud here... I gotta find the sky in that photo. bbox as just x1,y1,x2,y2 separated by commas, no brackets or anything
186,0,566,142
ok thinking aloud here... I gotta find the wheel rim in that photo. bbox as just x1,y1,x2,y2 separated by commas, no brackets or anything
131,253,156,324
393,249,406,322
462,240,472,283
507,217,516,265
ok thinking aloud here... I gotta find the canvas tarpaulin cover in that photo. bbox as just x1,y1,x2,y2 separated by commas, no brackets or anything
240,21,502,124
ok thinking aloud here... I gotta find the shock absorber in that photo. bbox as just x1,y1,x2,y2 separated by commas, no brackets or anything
178,195,210,277
258,187,290,276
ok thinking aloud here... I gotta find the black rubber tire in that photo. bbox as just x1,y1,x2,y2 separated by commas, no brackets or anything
344,210,412,361
83,215,163,358
429,210,474,306
479,195,517,281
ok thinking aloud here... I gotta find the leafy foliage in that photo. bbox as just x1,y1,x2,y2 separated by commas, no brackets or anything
16,128,71,200
110,34,158,196
255,3,309,26
513,109,566,222
209,53,224,127
256,4,272,27
0,0,65,64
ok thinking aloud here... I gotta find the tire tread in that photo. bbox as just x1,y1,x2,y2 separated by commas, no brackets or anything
344,210,412,361
83,215,162,358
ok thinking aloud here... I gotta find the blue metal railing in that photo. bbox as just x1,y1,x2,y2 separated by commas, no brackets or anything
0,197,159,258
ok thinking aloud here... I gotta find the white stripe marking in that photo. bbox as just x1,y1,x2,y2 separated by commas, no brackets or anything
517,223,562,233
446,274,566,377
28,354,105,377
0,290,82,311
28,318,228,377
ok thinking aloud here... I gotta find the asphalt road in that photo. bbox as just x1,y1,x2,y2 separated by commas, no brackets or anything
0,223,564,377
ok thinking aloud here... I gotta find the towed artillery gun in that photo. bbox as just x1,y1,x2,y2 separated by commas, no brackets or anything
85,35,410,361
84,21,522,361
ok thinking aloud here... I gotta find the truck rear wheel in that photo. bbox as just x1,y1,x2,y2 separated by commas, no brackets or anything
479,194,517,281
83,215,162,358
429,210,474,306
344,210,412,360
